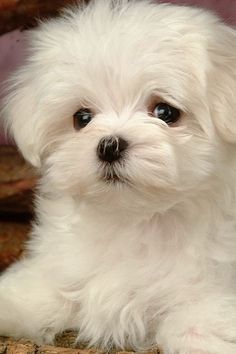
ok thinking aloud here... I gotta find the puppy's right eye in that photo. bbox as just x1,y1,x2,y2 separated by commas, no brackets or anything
152,103,180,125
73,108,93,130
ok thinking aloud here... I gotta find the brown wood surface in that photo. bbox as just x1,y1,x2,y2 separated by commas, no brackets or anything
0,334,161,354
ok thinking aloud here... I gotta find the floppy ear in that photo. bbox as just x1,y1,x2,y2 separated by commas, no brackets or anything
208,22,236,143
2,68,42,168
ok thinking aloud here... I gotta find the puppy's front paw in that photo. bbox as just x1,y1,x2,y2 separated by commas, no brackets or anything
158,327,236,354
157,300,236,354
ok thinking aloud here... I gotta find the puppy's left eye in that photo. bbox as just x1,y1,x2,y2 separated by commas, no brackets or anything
153,103,180,124
73,108,94,130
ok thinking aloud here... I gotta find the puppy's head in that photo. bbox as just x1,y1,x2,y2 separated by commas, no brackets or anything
3,0,236,212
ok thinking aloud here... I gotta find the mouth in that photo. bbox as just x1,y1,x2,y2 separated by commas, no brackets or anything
100,163,128,184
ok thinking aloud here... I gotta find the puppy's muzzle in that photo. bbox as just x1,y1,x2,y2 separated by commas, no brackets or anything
97,136,128,163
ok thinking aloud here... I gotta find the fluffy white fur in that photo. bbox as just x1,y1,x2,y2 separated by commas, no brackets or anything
1,1,236,353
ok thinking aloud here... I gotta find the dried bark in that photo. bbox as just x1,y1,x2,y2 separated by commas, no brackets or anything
0,334,161,354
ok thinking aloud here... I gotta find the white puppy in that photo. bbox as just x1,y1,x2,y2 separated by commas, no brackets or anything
1,0,236,353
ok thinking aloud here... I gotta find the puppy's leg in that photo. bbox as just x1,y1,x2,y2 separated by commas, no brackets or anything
156,294,236,354
0,259,74,344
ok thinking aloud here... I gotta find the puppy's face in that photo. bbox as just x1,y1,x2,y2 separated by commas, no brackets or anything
3,1,236,213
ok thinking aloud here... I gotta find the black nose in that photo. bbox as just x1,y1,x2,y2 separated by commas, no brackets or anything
97,136,128,163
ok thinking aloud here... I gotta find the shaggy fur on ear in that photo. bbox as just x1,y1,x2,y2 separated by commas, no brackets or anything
208,24,236,143
3,67,42,167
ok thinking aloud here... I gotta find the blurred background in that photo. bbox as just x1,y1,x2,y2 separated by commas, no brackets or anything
0,0,235,272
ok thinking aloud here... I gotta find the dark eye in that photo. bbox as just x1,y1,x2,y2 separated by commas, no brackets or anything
73,108,93,130
153,103,180,125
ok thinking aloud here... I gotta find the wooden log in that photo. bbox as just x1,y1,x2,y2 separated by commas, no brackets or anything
0,333,161,354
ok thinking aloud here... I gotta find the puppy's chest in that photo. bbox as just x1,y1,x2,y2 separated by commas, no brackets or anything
54,218,184,301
